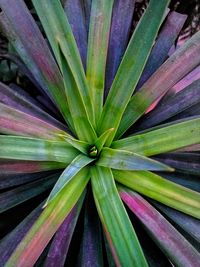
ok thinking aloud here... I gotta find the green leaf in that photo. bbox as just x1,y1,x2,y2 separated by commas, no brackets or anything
32,0,94,126
113,170,200,219
97,0,169,145
45,156,94,206
97,147,173,171
5,172,89,266
95,128,114,153
86,0,114,125
119,187,200,266
58,44,97,142
112,117,200,156
0,136,78,163
59,133,89,155
91,166,148,267
117,30,200,138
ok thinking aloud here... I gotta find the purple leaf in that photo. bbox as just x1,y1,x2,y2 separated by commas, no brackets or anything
153,152,200,175
0,102,66,139
172,65,200,93
78,193,103,267
119,188,200,267
153,202,200,243
0,82,67,131
137,11,187,89
0,173,58,213
0,170,58,190
137,79,200,129
64,0,88,68
43,196,84,267
0,160,66,175
105,0,135,95
0,202,43,265
0,0,71,124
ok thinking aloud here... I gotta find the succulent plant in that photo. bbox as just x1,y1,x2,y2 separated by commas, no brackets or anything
0,0,200,266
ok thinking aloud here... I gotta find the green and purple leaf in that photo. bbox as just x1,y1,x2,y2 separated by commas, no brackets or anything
97,0,169,145
137,11,187,89
117,30,200,137
119,188,200,266
114,170,200,218
5,170,89,266
43,196,84,267
0,0,71,125
105,0,135,94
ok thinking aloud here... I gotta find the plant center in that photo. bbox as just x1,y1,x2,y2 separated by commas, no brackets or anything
88,145,98,158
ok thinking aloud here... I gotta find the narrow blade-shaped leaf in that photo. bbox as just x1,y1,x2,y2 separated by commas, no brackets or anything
112,117,200,156
0,102,66,140
45,156,94,206
5,170,89,266
43,197,84,267
0,82,66,131
0,160,66,175
97,148,173,171
58,44,97,142
0,203,43,265
119,188,200,266
0,0,71,126
138,79,200,130
137,11,187,89
154,202,200,243
64,0,88,67
114,170,200,218
97,0,169,145
60,134,89,155
118,30,200,137
86,0,114,125
78,192,103,267
0,136,78,163
32,0,94,126
91,166,147,267
95,128,114,153
0,171,57,190
154,152,200,175
105,0,135,93
0,174,57,213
